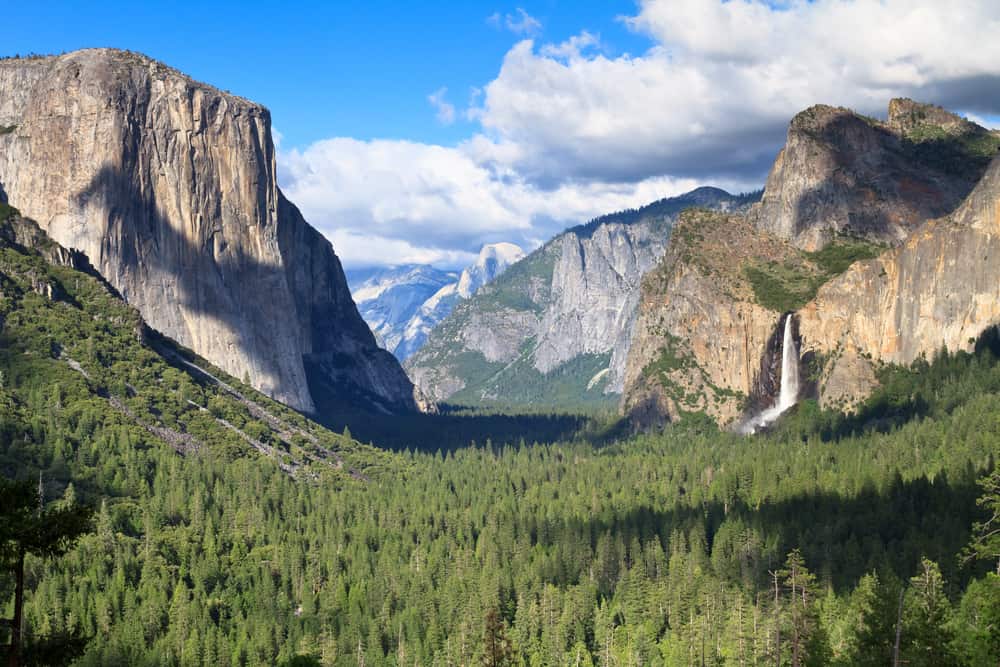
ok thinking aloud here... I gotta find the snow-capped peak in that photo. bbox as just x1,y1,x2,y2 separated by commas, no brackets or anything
456,243,525,298
347,244,524,361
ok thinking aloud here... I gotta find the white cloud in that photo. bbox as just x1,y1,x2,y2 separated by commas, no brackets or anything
277,137,729,268
323,229,479,268
279,0,1000,268
539,31,600,60
471,0,1000,184
488,8,542,36
427,87,456,125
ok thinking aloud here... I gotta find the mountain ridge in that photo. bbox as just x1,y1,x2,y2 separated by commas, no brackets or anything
0,48,417,415
349,242,525,361
621,98,1000,428
406,187,759,408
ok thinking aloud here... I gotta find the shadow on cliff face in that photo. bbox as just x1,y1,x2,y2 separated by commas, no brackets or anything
788,111,990,241
65,164,630,450
72,164,414,415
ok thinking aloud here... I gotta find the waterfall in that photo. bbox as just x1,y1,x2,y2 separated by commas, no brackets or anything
777,314,799,413
741,314,800,434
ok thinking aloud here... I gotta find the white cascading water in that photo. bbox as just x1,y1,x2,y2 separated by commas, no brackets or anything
741,314,799,434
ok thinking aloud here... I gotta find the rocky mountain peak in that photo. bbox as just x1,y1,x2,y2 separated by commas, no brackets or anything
350,245,525,362
786,104,855,133
456,242,525,298
886,97,970,135
0,48,418,415
752,98,997,250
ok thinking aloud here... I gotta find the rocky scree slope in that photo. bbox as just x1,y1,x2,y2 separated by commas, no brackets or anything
0,49,416,415
405,188,758,408
622,99,1000,428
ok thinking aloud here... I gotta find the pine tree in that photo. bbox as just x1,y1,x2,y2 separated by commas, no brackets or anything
964,467,1000,574
778,549,825,667
482,607,513,667
846,571,902,667
1,477,93,667
901,559,957,667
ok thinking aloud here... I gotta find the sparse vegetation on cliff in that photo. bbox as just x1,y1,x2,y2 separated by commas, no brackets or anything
0,202,19,220
744,236,884,312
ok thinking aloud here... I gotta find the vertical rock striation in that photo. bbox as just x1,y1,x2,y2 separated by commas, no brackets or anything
0,49,416,413
406,188,756,406
798,154,1000,409
620,210,786,428
752,100,993,250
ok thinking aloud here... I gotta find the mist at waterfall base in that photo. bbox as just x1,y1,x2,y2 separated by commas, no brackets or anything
740,315,800,435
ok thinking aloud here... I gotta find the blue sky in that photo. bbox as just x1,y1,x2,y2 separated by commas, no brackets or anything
6,1,1000,269
2,1,650,150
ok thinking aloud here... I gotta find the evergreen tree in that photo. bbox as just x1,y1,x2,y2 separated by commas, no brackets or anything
482,607,513,667
964,467,1000,574
779,549,826,667
1,477,93,667
901,559,958,667
846,572,903,667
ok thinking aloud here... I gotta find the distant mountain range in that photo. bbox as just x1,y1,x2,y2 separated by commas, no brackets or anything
405,187,760,409
348,243,525,360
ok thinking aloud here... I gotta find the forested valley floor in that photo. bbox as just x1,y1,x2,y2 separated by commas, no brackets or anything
1,223,999,666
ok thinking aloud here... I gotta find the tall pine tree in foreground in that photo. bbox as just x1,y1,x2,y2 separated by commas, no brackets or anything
1,477,93,667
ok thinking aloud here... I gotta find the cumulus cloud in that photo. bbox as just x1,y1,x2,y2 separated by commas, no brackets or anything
471,0,1000,184
277,137,725,268
488,8,542,35
280,0,1000,268
427,87,456,125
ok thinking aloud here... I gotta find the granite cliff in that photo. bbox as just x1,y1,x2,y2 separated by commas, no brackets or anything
753,99,996,249
348,243,524,362
406,188,758,408
0,49,416,414
798,152,1000,410
622,99,1000,428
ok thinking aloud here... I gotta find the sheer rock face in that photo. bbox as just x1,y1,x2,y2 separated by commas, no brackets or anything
0,49,416,414
533,220,666,385
405,221,661,402
406,187,754,405
620,211,786,428
798,154,1000,408
752,100,990,250
622,99,1000,427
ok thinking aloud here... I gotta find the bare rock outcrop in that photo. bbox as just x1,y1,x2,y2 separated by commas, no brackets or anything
0,49,416,413
620,211,785,428
798,154,1000,408
752,99,994,250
